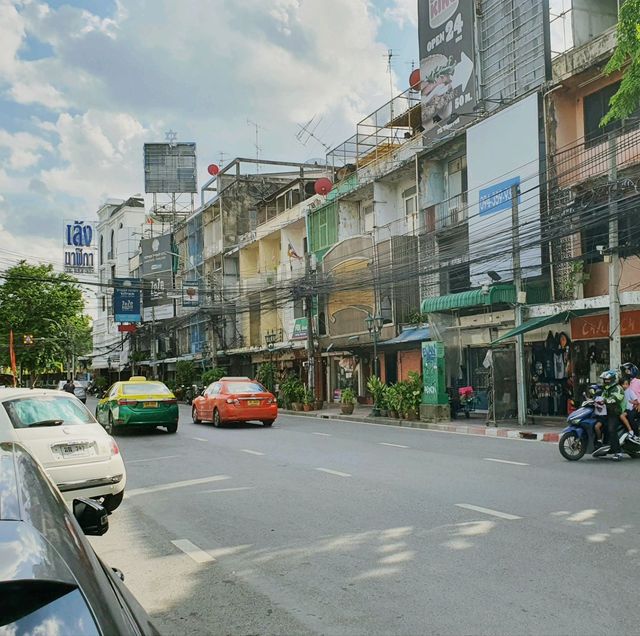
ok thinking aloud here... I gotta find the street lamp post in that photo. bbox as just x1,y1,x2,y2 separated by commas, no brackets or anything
365,314,384,378
264,330,278,394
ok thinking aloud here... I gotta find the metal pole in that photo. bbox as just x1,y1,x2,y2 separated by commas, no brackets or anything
305,252,315,396
373,329,379,377
511,184,527,426
608,133,621,369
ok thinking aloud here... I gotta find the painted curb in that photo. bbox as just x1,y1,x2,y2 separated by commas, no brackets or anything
279,410,561,443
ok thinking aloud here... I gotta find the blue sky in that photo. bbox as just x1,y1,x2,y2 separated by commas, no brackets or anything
0,0,418,269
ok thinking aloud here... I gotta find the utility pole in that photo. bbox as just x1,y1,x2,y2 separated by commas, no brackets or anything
511,184,527,426
305,251,315,398
608,133,621,369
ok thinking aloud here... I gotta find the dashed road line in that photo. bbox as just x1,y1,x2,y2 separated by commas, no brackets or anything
483,458,529,466
127,455,179,464
126,475,230,498
312,432,332,436
171,539,215,564
455,503,522,520
190,436,208,442
240,449,265,456
315,467,352,478
198,486,254,494
379,442,409,449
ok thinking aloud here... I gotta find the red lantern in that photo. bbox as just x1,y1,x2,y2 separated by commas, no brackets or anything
314,178,333,196
409,68,421,91
207,164,220,176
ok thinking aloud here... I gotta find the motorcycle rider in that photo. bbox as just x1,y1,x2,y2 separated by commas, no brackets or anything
596,369,626,461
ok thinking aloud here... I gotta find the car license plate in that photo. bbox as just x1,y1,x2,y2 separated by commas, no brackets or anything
54,443,95,459
247,399,260,406
144,402,158,408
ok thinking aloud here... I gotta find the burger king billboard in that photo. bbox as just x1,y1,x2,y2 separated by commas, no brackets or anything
418,0,476,143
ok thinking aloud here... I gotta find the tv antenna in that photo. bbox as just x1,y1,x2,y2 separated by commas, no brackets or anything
218,151,227,167
296,115,331,152
384,49,396,119
246,119,265,172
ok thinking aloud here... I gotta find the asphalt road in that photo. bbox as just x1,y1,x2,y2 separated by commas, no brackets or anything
88,399,640,636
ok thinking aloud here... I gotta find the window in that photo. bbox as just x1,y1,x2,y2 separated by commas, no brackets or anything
293,298,304,319
447,157,467,200
363,204,374,232
109,229,115,258
403,186,417,217
583,82,640,147
121,382,171,395
99,235,104,265
2,395,94,429
224,381,266,393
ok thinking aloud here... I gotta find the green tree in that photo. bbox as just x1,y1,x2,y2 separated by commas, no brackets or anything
601,0,640,126
0,262,91,386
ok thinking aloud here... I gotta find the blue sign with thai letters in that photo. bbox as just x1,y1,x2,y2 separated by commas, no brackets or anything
479,176,520,217
113,278,141,323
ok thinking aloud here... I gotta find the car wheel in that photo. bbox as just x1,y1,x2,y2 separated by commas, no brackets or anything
105,413,117,435
262,420,274,427
213,408,222,428
192,406,201,424
101,491,124,513
166,422,178,434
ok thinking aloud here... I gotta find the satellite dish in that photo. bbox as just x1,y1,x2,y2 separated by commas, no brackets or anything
314,178,333,196
409,68,421,92
207,164,220,176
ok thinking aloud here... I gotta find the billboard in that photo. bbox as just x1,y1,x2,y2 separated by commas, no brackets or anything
143,142,197,193
113,278,142,323
467,93,542,287
63,219,96,274
182,281,200,307
418,0,476,145
140,234,175,321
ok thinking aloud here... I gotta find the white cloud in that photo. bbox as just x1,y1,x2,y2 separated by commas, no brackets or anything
384,0,418,28
0,129,52,170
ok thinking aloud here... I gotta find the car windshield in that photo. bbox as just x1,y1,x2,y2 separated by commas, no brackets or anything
2,395,95,429
226,382,266,394
122,382,172,395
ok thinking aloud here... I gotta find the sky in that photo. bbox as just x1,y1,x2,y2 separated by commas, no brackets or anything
0,0,419,271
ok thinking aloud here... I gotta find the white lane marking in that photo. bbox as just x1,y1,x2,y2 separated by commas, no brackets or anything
312,432,332,436
127,455,179,464
198,486,254,494
126,475,230,498
171,539,215,564
455,503,522,520
315,467,352,478
190,436,208,442
379,442,409,449
240,449,265,456
483,457,529,466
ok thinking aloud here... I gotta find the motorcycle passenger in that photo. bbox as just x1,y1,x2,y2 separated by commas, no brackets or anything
620,377,639,439
620,363,640,431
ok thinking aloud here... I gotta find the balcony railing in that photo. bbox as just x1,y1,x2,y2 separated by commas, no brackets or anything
435,193,468,231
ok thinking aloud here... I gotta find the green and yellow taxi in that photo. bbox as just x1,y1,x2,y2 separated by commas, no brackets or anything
95,376,179,435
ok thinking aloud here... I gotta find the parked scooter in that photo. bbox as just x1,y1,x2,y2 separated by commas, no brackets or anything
449,386,475,419
559,390,640,460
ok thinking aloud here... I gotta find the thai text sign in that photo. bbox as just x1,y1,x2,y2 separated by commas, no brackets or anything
479,177,521,217
113,278,141,323
63,220,96,274
571,311,640,340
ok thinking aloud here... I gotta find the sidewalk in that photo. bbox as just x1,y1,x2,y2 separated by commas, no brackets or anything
279,403,564,443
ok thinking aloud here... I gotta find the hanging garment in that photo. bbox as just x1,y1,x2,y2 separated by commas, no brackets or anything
554,352,566,379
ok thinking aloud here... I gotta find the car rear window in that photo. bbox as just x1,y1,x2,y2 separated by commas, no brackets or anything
122,382,172,395
2,395,95,429
225,382,266,393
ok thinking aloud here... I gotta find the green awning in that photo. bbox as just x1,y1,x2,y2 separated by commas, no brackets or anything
420,284,516,313
491,309,596,346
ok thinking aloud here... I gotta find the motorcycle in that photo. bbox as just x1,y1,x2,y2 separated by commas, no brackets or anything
559,394,640,461
449,386,475,419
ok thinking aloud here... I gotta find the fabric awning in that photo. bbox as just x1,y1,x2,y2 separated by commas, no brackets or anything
420,284,516,313
491,309,596,346
379,326,430,346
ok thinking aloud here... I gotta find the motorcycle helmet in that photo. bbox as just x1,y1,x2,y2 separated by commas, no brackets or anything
620,362,639,379
599,369,617,386
588,384,602,397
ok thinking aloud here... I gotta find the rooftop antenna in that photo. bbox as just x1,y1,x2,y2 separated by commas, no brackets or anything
296,115,331,152
246,119,264,172
385,49,396,128
218,151,227,167
165,129,178,147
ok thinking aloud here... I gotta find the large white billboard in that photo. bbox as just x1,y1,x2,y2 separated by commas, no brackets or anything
467,93,542,287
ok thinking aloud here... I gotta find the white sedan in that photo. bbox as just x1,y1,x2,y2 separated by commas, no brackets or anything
0,388,126,512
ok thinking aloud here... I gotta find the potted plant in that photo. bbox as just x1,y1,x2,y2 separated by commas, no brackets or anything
378,389,389,417
386,384,400,419
303,387,314,411
340,387,356,415
366,375,387,417
292,382,306,411
405,372,423,420
280,376,304,410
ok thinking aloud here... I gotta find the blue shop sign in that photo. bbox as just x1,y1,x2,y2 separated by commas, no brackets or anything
479,177,520,217
113,278,141,323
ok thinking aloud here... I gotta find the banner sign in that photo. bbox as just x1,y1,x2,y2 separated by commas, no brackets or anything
140,234,173,276
479,177,521,217
291,317,308,341
140,234,175,321
113,278,141,323
182,281,200,307
63,219,96,274
571,311,640,340
418,0,477,146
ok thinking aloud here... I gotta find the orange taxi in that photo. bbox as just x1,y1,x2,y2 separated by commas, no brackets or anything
192,377,277,427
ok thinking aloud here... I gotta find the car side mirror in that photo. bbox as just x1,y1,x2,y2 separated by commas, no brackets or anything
73,498,109,536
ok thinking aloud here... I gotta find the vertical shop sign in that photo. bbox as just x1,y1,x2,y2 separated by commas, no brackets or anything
418,0,477,145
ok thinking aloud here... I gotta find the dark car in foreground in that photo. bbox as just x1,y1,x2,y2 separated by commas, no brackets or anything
0,441,159,635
